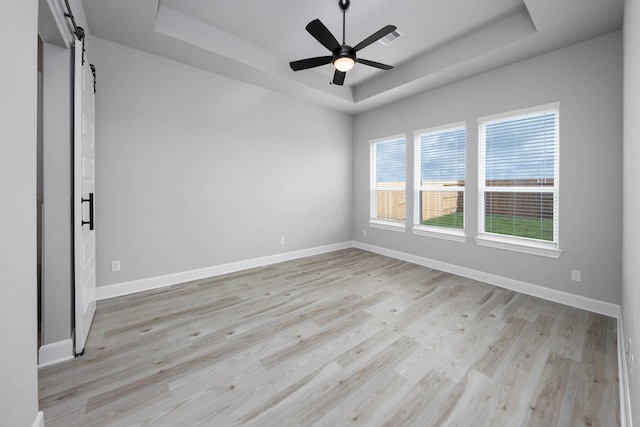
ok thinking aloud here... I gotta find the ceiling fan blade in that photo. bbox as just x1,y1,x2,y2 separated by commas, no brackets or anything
357,58,393,70
290,56,333,71
353,25,396,52
306,19,341,52
333,70,346,85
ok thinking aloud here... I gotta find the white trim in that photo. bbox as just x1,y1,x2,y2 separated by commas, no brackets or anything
413,124,466,237
352,241,619,318
370,135,407,225
94,239,629,424
45,0,74,47
478,103,561,254
369,220,406,232
412,226,466,243
481,186,555,193
476,234,562,258
96,242,353,301
38,339,74,368
617,313,634,427
368,133,406,145
477,101,561,124
32,411,44,427
413,121,466,137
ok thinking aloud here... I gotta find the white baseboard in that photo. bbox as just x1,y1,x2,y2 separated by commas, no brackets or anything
353,241,621,318
96,241,353,301
38,339,74,368
32,411,44,427
617,315,634,427
92,240,629,423
354,242,630,426
98,239,621,317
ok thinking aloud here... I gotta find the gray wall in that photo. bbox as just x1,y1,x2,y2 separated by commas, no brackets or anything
41,41,73,346
0,0,41,424
90,36,354,287
353,31,623,304
623,0,640,421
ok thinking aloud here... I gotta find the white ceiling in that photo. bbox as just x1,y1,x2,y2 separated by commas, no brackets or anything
80,0,623,113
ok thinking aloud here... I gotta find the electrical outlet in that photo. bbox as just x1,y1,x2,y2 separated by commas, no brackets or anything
570,270,581,282
111,260,121,272
362,229,367,237
279,237,285,245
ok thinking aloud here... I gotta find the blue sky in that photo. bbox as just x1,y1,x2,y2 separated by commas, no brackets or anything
376,138,406,182
376,112,556,183
485,112,556,180
420,128,466,181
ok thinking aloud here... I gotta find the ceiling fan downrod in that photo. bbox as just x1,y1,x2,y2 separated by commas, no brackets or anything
339,0,350,45
288,0,394,86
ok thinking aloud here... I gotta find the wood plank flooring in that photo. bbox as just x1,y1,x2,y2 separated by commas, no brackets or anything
38,249,620,426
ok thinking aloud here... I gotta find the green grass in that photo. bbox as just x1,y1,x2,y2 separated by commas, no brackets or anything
422,212,554,241
421,212,464,229
485,214,553,241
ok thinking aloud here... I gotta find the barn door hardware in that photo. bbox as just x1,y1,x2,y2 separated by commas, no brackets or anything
81,193,94,230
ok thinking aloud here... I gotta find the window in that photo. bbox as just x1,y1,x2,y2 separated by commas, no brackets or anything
477,103,561,258
413,123,466,242
370,135,406,231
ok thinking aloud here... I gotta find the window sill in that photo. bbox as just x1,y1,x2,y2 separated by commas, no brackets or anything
413,226,466,243
369,220,406,233
475,233,562,259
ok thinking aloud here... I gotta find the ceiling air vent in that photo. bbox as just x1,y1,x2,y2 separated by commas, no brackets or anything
378,30,402,46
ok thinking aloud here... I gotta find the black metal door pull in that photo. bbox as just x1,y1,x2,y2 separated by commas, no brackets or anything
81,192,94,230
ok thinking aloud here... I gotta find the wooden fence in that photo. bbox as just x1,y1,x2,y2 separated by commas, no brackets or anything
376,179,554,222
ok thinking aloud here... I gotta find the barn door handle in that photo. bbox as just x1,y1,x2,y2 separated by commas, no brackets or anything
81,193,94,230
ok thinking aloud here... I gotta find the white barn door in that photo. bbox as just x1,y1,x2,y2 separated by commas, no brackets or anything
73,37,96,355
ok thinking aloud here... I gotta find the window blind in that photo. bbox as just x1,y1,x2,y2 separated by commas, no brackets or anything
371,137,406,225
479,105,559,246
415,125,466,231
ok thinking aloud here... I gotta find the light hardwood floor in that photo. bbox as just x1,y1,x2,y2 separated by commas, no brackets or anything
38,249,620,426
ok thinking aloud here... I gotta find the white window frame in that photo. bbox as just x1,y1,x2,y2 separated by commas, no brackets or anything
369,134,407,232
413,122,466,243
477,102,562,258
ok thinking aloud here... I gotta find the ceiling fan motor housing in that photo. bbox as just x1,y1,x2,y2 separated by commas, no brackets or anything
334,44,356,63
335,0,354,67
289,0,394,85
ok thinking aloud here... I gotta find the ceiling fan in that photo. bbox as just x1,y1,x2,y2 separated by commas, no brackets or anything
290,0,396,86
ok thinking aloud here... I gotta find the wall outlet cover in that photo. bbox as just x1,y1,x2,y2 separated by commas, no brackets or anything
571,270,581,282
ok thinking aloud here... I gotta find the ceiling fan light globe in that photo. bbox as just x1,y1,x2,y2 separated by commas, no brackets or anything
334,57,355,72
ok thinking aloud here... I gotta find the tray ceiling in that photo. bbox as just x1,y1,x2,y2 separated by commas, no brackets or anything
81,0,623,113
